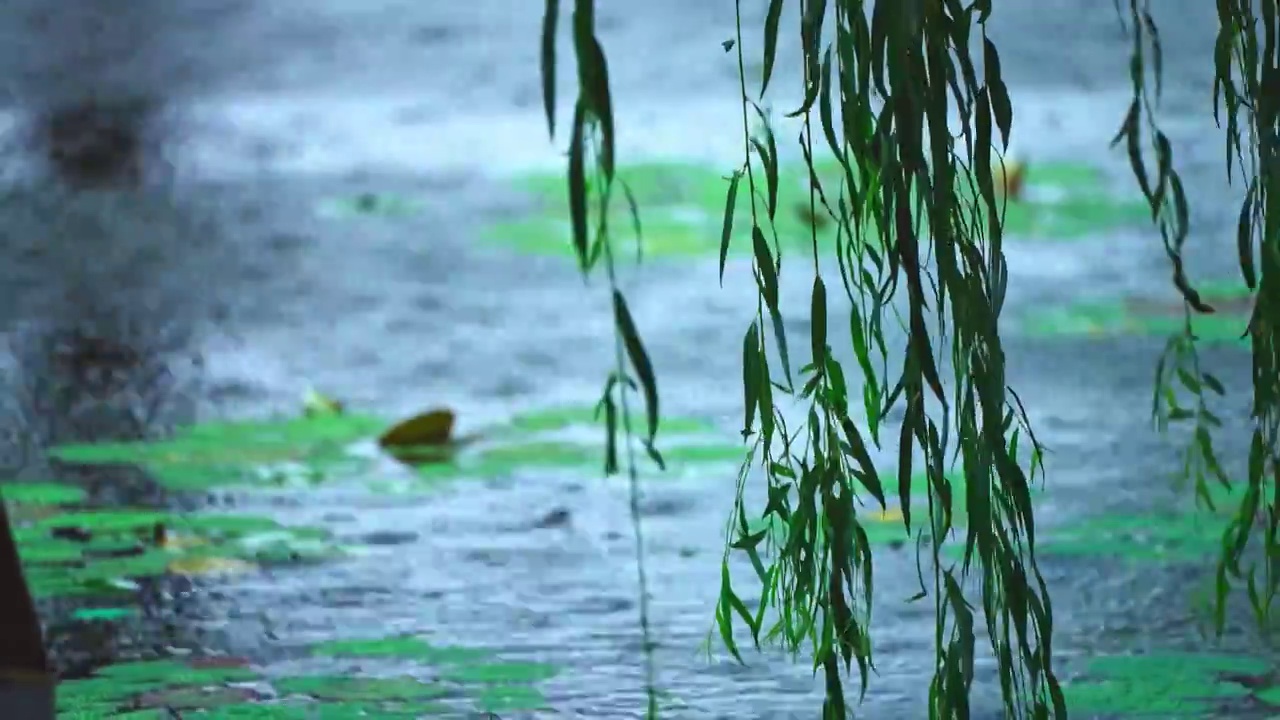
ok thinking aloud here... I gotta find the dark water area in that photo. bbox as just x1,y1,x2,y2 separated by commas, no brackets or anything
0,2,1266,719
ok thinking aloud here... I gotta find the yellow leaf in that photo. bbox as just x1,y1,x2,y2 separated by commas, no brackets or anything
303,389,345,417
869,507,903,524
166,556,258,578
160,532,208,552
997,159,1026,202
378,408,457,450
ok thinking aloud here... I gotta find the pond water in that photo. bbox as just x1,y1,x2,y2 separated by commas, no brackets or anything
0,1,1272,719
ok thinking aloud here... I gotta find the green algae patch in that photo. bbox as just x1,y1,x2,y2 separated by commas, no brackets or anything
485,158,1148,259
1064,652,1272,718
1020,278,1254,344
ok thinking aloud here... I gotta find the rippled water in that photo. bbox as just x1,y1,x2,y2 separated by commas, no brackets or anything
0,1,1264,718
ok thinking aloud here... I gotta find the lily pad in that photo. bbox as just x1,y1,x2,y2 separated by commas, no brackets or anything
58,659,261,715
92,659,258,687
272,676,450,703
136,685,260,710
443,661,560,685
0,482,87,506
312,637,491,665
486,158,1148,259
473,684,549,713
1064,652,1270,717
70,607,138,622
1021,279,1254,344
13,506,335,599
49,414,385,492
185,701,447,719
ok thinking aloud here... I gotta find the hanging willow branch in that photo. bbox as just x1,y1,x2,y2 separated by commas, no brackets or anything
545,0,1066,717
1118,0,1280,638
540,1,663,716
710,1,1063,717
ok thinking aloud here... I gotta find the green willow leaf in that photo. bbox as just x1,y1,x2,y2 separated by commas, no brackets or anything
743,322,761,439
540,0,560,139
760,0,785,98
721,169,744,286
567,101,589,268
612,291,661,452
810,276,827,370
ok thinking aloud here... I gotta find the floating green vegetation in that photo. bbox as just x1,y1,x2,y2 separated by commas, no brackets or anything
312,636,492,665
1063,652,1276,718
484,159,1148,259
1021,279,1254,344
60,655,545,718
271,676,450,703
49,414,387,492
9,501,339,600
1,482,88,506
58,659,259,717
309,635,557,714
47,404,743,496
1038,474,1268,565
411,404,743,486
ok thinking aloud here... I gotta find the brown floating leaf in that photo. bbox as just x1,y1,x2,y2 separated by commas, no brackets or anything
378,407,457,457
999,158,1026,202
